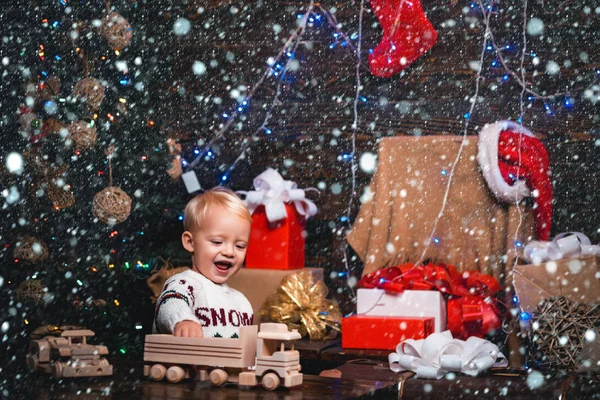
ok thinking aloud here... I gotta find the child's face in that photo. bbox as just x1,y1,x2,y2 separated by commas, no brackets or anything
182,206,251,284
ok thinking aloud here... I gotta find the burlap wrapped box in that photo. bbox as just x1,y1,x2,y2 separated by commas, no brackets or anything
513,255,600,315
228,267,323,323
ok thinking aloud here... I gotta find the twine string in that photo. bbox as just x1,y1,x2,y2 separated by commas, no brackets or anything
105,145,115,187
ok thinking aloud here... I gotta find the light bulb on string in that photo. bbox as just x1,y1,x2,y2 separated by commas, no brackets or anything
519,311,531,321
563,97,574,109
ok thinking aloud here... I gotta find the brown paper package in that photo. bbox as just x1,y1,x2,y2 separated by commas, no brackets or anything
228,267,323,322
513,255,600,314
347,136,537,285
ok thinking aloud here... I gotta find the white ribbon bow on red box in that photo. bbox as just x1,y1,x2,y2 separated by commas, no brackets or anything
238,168,318,223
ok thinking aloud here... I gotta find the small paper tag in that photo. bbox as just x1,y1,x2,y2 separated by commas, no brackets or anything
181,170,201,193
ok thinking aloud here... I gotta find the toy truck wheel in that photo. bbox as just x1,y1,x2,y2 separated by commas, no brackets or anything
52,361,65,378
150,364,167,381
166,366,186,383
26,354,39,372
261,373,280,391
209,369,228,386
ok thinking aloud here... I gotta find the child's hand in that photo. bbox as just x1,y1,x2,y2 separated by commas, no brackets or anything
174,321,204,338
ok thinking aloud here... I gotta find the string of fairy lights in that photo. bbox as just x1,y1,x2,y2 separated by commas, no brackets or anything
175,1,600,304
511,0,529,280
340,0,366,295
181,1,600,197
22,2,599,297
218,5,316,181
413,0,492,268
184,2,366,178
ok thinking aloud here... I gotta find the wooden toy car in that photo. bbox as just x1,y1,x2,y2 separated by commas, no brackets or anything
143,322,303,390
27,329,113,378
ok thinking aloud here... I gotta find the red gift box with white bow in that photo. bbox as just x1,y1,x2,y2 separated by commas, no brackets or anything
240,169,318,270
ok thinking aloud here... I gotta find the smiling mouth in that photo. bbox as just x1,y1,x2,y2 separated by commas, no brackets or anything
214,261,233,272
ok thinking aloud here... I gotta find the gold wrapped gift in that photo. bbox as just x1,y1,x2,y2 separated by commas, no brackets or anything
260,270,342,340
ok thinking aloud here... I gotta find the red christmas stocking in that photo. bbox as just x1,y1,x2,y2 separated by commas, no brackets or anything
369,0,438,77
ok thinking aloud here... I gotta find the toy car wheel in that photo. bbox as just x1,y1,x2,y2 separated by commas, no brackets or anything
166,366,185,383
26,354,39,372
52,361,65,378
149,364,167,381
209,369,228,386
261,372,280,391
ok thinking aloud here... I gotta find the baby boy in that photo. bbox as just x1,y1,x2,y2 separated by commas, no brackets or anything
153,187,254,338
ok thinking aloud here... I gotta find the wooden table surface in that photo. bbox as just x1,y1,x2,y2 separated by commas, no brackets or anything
24,361,402,400
318,360,600,400
12,343,600,400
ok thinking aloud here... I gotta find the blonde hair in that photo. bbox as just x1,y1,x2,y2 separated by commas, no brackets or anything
183,187,252,232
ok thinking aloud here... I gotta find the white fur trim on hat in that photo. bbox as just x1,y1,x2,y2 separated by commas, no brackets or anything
477,121,534,202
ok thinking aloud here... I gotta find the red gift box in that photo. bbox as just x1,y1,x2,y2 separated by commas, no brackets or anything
245,203,305,270
342,315,434,350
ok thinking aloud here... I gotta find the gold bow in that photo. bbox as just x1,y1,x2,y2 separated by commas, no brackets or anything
260,270,342,340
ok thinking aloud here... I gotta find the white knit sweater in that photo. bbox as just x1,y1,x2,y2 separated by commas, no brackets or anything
153,269,254,339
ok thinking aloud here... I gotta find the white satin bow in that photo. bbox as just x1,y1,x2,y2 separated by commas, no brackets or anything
389,331,508,379
523,232,600,264
238,168,318,223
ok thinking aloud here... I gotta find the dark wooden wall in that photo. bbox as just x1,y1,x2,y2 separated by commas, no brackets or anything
162,0,600,268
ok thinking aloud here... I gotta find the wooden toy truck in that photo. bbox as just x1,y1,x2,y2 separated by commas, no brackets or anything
143,322,303,390
27,329,113,378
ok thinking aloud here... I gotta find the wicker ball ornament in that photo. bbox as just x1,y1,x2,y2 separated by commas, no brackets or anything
101,12,133,51
93,186,132,225
41,76,61,100
13,237,50,263
23,75,61,103
72,78,104,110
47,182,76,210
530,296,600,371
68,120,97,150
16,280,46,303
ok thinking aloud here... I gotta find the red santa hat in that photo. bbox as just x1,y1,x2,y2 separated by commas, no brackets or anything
477,121,552,241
